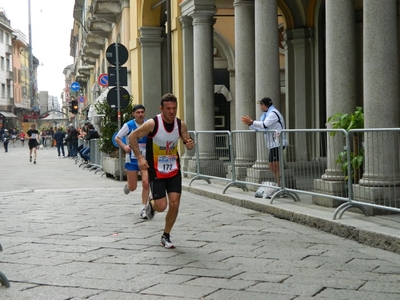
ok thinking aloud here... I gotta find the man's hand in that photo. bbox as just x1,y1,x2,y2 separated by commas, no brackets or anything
137,156,149,170
184,137,194,150
123,145,131,153
241,115,253,126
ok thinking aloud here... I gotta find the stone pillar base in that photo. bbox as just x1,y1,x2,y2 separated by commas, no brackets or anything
313,179,347,208
181,155,193,178
353,184,400,215
226,165,248,182
238,168,297,192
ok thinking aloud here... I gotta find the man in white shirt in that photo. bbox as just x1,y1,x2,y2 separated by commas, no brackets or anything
241,97,288,187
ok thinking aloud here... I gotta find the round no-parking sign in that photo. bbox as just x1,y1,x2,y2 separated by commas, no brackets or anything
98,73,109,87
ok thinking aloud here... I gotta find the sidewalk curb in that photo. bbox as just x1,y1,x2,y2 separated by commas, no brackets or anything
183,185,400,254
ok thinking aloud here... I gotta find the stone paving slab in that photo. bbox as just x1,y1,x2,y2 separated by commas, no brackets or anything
0,145,400,299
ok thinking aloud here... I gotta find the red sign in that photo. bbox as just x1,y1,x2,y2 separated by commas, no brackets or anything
98,73,109,87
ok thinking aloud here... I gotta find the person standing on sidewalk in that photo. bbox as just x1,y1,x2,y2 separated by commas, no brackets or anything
241,97,288,189
128,93,194,249
26,124,39,164
115,104,150,219
53,127,66,158
68,124,79,158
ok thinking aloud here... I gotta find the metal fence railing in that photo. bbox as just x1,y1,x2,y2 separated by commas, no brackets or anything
337,128,400,218
182,128,400,220
77,128,400,220
75,138,104,175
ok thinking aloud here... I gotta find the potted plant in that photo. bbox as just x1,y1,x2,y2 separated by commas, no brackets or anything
95,98,135,179
327,106,364,183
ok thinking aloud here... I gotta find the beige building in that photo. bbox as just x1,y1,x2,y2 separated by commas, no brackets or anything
69,0,400,209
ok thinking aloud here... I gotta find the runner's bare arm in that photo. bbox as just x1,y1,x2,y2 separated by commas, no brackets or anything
115,136,130,153
180,121,194,150
128,119,155,169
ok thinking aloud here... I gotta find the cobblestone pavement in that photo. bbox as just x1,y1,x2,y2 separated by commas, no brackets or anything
0,145,399,299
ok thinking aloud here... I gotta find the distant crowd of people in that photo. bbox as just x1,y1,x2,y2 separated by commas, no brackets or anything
0,123,101,165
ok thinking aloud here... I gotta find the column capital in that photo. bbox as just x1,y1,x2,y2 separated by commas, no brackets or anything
180,0,216,17
283,28,314,41
138,27,163,47
234,0,255,7
191,13,216,26
179,16,193,29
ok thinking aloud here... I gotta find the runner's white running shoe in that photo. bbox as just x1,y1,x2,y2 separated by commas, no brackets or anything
161,234,175,249
140,207,148,219
123,184,130,195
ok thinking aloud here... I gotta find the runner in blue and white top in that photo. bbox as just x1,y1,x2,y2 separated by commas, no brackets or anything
115,104,150,219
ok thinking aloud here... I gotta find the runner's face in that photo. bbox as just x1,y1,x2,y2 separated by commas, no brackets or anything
160,101,177,123
133,109,145,123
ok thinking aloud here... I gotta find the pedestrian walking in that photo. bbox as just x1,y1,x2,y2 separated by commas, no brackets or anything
128,93,194,248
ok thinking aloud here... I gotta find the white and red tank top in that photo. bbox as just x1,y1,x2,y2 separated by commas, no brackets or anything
148,114,181,179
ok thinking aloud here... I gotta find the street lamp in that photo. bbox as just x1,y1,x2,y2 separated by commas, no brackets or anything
28,0,35,108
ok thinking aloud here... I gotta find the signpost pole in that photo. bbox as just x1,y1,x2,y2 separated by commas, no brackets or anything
105,40,128,182
115,38,123,181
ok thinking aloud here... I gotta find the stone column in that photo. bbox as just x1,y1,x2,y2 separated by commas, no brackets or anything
323,0,357,180
179,16,195,173
180,1,225,176
138,27,164,117
283,28,314,161
314,0,357,206
253,0,279,167
191,12,217,161
356,0,400,204
234,0,256,174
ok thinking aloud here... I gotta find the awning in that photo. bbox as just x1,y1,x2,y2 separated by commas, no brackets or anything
88,87,110,119
0,111,17,118
94,86,111,103
39,112,68,121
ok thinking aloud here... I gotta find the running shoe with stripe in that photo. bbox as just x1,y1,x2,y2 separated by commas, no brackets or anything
145,196,155,220
161,234,175,249
140,207,148,219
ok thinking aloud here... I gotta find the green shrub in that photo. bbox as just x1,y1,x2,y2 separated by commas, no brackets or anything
94,99,135,156
327,107,364,183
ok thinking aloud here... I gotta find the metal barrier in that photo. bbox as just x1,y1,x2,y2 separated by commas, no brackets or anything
75,139,105,175
334,128,400,218
182,129,372,219
187,131,248,192
88,138,104,174
0,243,10,287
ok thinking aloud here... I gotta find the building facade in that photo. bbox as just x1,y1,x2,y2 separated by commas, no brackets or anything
0,10,15,129
69,0,400,207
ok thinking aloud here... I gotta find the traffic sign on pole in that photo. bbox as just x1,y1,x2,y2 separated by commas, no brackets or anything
98,73,109,87
106,87,130,110
70,81,80,91
106,43,128,66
